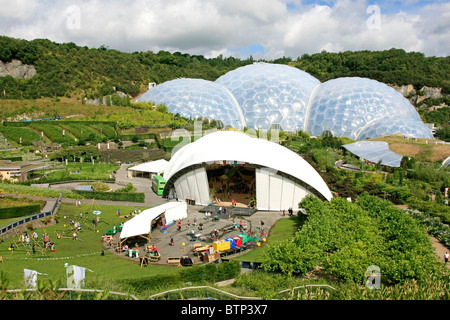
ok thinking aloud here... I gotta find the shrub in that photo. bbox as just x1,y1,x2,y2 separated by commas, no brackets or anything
73,190,145,202
264,194,443,285
0,205,42,219
119,260,241,295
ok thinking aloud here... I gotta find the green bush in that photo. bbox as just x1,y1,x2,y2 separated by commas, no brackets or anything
73,190,145,202
264,195,443,285
0,205,42,219
115,183,135,193
120,260,241,294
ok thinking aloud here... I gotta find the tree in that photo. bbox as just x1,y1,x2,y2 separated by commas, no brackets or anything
156,104,168,113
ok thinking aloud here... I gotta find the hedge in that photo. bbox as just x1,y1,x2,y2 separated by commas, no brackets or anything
0,156,22,161
0,205,42,219
0,126,42,146
120,260,241,293
118,133,157,141
2,121,117,128
72,190,145,202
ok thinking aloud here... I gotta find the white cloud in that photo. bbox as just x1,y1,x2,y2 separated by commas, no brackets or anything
0,0,40,20
0,0,448,58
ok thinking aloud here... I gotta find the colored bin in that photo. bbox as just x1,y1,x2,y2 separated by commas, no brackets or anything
238,234,249,244
225,237,236,249
233,236,243,247
213,240,230,252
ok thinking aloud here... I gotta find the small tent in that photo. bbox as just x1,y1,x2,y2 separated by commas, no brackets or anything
128,159,169,179
119,201,187,240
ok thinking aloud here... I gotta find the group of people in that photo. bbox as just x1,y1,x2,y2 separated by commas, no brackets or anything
282,207,294,216
11,232,56,254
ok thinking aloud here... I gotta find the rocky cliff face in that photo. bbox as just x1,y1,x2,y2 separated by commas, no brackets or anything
391,84,448,110
0,59,36,79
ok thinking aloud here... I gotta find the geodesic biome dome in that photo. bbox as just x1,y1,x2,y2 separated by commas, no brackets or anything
215,62,321,132
136,78,245,129
356,117,434,141
136,63,433,141
305,77,429,140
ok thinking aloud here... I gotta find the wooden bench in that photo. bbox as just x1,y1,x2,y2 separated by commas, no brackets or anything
148,254,161,262
167,257,180,264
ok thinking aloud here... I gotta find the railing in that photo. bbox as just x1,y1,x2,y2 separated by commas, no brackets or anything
200,205,257,216
149,285,261,300
0,199,60,238
149,284,338,300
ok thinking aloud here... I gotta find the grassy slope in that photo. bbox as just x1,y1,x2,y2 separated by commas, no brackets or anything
0,97,132,121
232,217,302,262
369,134,450,163
0,203,175,290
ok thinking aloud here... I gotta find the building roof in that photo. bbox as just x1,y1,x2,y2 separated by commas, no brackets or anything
163,130,333,201
128,159,169,174
0,160,48,176
342,141,404,167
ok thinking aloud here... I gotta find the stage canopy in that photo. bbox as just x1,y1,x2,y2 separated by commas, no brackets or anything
163,131,333,210
128,159,169,176
119,201,187,239
342,141,403,167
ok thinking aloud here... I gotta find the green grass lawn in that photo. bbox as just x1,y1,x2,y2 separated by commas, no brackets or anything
0,203,175,290
0,203,303,298
44,162,120,181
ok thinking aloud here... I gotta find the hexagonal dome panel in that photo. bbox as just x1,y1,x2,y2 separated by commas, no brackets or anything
356,117,434,140
306,77,426,140
137,78,245,129
215,62,320,131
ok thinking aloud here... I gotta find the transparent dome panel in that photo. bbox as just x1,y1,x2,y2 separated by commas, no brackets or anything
306,77,424,140
216,63,320,132
356,117,434,140
137,78,245,129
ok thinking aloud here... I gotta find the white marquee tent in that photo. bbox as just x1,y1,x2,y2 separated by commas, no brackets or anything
119,201,187,239
127,159,169,178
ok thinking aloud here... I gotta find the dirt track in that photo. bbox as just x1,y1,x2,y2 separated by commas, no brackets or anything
430,236,450,267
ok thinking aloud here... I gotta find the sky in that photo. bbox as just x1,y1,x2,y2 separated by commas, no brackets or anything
0,0,448,59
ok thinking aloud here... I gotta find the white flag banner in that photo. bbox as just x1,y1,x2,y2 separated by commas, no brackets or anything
24,269,47,288
66,265,93,289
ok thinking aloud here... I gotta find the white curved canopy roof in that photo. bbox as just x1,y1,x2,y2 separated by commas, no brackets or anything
128,159,169,174
163,130,333,201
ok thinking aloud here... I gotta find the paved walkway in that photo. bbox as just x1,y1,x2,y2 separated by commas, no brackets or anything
105,207,286,265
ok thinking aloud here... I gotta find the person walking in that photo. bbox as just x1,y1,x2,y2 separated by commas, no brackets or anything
445,252,449,263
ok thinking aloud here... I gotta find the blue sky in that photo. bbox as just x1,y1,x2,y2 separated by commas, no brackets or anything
0,0,448,58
